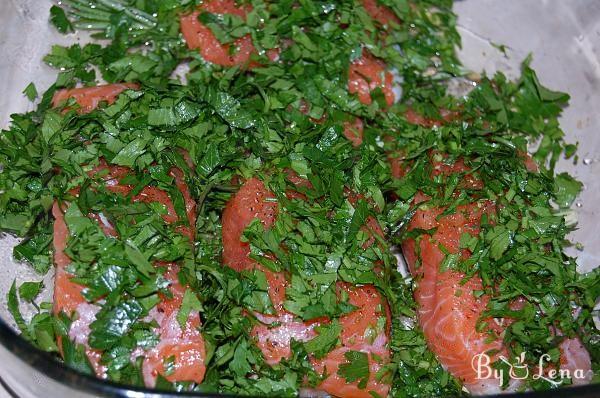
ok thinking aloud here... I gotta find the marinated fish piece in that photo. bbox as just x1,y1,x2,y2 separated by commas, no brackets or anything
401,156,592,394
52,86,205,386
180,0,257,67
221,177,391,397
52,83,138,113
348,52,395,107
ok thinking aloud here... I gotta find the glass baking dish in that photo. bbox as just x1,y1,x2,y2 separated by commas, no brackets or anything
0,0,599,397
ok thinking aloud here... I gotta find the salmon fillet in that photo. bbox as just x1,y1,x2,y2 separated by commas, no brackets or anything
559,337,593,386
142,264,206,386
53,163,205,386
348,51,395,107
52,85,205,386
400,155,592,394
52,202,106,376
221,177,391,397
52,83,138,113
362,0,400,26
180,0,257,67
402,196,506,394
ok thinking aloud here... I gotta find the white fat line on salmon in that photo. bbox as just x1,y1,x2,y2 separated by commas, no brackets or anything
471,351,592,387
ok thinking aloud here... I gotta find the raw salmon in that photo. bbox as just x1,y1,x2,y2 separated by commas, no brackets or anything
52,202,106,377
53,164,205,386
221,177,391,397
52,83,138,113
92,163,196,242
559,337,593,385
221,177,312,364
402,195,505,394
52,86,205,386
400,155,592,394
387,108,461,179
180,0,257,67
343,117,364,147
348,52,395,107
403,107,456,129
313,283,391,398
399,154,511,394
142,264,206,386
362,0,400,26
52,84,138,378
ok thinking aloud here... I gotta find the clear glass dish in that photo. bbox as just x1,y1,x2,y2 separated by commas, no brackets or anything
1,0,599,397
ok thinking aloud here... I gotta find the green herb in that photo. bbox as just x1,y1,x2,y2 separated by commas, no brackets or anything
89,300,143,350
554,172,583,208
18,281,43,302
176,288,203,329
304,320,342,359
22,82,38,101
0,0,597,395
337,350,370,388
124,242,155,278
49,5,74,34
7,281,31,340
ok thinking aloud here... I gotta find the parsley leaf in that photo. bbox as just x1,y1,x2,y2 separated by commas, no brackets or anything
49,5,74,34
554,172,583,208
176,288,203,329
22,82,38,101
18,281,43,302
89,300,143,350
337,350,370,388
303,320,341,359
7,281,31,340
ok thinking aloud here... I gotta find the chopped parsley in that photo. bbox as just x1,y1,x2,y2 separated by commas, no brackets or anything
0,0,597,396
338,350,370,388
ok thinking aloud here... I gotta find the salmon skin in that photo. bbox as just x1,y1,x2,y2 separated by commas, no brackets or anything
400,155,592,394
221,177,391,398
51,85,206,387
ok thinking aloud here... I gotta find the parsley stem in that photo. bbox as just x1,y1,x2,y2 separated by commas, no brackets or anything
95,0,157,27
61,1,113,20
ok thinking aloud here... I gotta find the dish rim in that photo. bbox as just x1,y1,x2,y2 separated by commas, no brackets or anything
1,314,599,397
